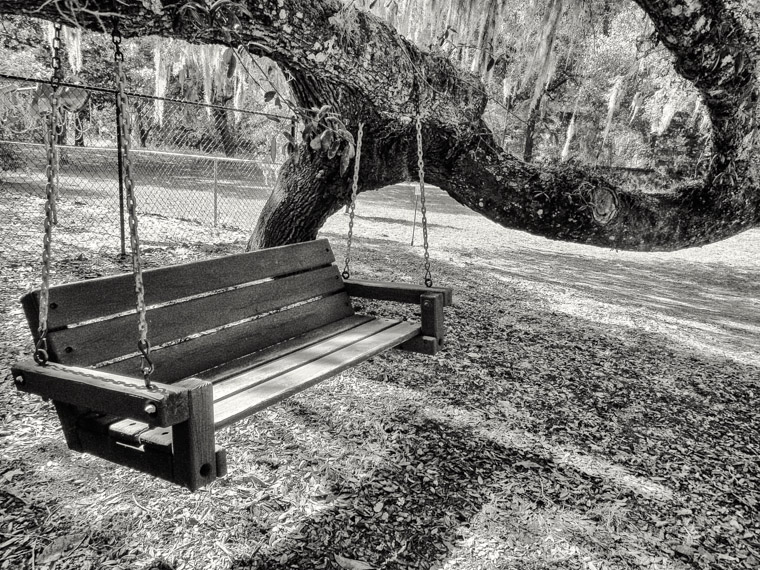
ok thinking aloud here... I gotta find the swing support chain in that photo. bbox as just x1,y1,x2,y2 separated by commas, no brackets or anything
415,114,433,288
342,122,364,280
34,22,63,366
112,21,154,388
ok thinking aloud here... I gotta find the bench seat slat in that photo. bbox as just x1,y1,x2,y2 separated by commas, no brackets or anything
214,319,420,428
23,239,336,333
197,315,374,383
212,318,405,402
111,318,419,446
100,292,355,384
214,319,404,405
49,264,344,366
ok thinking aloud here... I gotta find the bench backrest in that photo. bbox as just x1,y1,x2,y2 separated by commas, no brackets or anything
21,239,354,384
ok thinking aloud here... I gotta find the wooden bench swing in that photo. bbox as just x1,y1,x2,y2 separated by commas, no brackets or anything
12,23,452,491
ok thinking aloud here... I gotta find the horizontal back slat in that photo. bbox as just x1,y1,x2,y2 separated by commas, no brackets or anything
100,292,355,384
28,239,335,331
48,264,344,366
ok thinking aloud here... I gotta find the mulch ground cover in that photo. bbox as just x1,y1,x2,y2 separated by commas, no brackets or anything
1,185,758,570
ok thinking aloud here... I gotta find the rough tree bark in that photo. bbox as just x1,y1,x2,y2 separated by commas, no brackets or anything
1,0,757,252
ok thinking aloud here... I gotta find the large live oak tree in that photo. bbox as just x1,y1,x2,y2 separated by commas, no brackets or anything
1,0,757,251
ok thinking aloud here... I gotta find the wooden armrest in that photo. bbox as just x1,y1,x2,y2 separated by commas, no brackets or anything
11,360,190,427
344,279,453,306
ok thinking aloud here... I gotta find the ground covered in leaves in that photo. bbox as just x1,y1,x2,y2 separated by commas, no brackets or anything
0,185,758,570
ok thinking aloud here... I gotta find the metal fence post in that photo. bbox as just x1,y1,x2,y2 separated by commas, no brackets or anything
213,158,218,228
115,92,126,257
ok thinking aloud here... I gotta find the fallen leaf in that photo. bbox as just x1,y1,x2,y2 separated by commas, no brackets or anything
334,553,374,569
38,533,87,564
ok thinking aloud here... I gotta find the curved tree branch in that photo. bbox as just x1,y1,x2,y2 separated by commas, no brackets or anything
2,0,757,251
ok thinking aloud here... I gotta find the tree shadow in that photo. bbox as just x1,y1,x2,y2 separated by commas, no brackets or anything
303,240,759,568
352,213,459,232
230,404,653,570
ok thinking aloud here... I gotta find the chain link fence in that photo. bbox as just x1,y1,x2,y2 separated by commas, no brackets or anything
1,74,288,257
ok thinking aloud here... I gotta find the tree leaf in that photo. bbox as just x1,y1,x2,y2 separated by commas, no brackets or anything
310,134,323,151
270,137,277,162
39,534,87,565
334,554,374,570
264,90,276,103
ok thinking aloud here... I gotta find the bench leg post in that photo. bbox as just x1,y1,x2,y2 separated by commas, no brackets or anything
398,292,445,355
171,378,218,491
420,293,445,344
53,401,84,452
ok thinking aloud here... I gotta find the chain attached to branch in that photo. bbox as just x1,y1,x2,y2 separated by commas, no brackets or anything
416,115,433,288
342,122,364,280
113,21,154,388
35,23,63,366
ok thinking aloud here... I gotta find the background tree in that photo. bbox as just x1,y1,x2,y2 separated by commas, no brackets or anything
0,0,757,253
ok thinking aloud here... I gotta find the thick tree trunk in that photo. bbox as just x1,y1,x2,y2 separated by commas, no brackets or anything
3,0,757,252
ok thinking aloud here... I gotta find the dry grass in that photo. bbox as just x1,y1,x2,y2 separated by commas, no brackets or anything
1,184,759,570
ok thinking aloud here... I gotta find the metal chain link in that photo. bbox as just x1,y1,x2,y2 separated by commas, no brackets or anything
416,115,433,288
342,122,364,280
113,22,154,388
35,23,63,366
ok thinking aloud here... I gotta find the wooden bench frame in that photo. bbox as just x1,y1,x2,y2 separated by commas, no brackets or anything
12,239,452,491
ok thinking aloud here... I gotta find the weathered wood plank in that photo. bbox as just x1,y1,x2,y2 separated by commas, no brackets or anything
108,418,150,447
140,426,173,453
101,292,355,384
214,320,420,428
215,447,228,478
20,293,40,344
77,429,175,483
213,318,401,402
171,378,217,491
30,239,336,330
198,315,374,383
11,360,189,427
344,280,453,306
49,264,345,366
397,335,440,355
77,413,121,435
